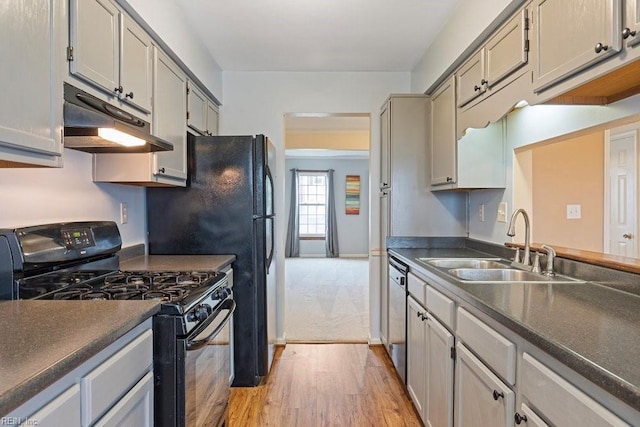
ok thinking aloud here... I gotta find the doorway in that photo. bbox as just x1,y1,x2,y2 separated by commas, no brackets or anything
283,113,371,342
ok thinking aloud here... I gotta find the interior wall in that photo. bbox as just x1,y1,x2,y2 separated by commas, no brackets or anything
120,0,223,101
468,95,640,246
0,149,146,247
284,158,370,257
530,132,604,251
220,71,411,344
411,0,521,93
286,131,369,150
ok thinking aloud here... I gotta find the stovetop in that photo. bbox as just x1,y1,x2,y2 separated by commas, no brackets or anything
19,270,226,313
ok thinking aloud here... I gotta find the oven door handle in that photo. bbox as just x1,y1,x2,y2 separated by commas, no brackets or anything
186,299,235,352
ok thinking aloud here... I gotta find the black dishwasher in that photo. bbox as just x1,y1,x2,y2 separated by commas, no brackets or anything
388,255,408,383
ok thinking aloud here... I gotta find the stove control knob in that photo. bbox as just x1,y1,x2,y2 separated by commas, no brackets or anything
194,304,212,322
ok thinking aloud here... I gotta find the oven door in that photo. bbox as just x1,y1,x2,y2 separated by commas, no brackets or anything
178,298,235,427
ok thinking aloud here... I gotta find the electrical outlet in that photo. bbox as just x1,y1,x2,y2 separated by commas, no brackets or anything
120,202,128,224
478,204,485,222
567,204,581,219
497,202,507,223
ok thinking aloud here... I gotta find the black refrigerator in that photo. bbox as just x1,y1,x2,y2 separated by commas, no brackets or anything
147,134,276,386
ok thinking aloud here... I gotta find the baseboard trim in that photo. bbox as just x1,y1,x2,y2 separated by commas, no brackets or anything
368,336,382,345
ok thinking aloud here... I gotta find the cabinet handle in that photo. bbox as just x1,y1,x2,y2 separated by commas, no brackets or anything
623,232,634,239
474,85,481,92
114,85,123,94
594,42,609,53
446,177,453,182
125,91,134,99
623,27,637,39
514,412,528,424
481,79,488,86
492,390,504,400
158,167,165,174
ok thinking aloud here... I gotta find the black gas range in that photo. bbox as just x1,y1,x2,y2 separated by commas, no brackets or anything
0,221,235,426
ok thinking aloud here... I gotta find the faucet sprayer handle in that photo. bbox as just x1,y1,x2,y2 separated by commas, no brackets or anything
541,244,556,276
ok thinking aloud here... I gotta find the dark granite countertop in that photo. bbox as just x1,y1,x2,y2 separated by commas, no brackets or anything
120,254,235,272
0,300,160,415
389,247,640,413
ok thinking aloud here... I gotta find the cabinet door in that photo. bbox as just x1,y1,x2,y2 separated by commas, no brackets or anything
70,0,120,95
454,343,514,427
456,50,485,107
625,0,640,48
517,403,550,427
426,317,454,427
0,0,63,164
485,8,529,88
407,296,427,422
120,15,153,113
380,101,391,189
533,0,622,92
380,251,389,349
187,82,207,135
153,48,188,181
206,103,219,136
430,77,457,185
94,371,153,427
28,385,81,427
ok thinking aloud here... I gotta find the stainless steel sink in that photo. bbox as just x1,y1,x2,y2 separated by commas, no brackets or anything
447,268,584,283
422,258,507,269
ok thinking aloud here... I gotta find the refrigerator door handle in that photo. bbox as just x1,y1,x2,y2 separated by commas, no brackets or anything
266,217,274,269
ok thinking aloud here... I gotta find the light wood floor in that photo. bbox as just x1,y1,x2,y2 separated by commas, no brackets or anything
228,344,422,426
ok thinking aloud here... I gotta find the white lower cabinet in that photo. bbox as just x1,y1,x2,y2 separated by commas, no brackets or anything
426,314,454,427
516,402,548,427
455,342,515,427
407,296,427,420
407,289,454,427
520,353,628,427
6,321,153,427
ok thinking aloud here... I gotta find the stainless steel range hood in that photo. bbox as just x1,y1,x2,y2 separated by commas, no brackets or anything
63,83,173,153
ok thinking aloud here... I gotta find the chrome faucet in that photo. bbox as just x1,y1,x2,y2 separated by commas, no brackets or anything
507,208,531,267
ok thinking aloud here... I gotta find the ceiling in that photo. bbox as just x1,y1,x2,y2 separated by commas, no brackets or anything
176,0,462,72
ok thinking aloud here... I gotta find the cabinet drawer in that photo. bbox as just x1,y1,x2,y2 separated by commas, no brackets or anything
29,384,81,427
521,353,629,427
94,371,153,427
81,329,153,426
456,308,515,385
426,285,455,330
407,272,426,306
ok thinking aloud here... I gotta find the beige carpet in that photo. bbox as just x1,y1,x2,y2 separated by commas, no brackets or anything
284,258,369,342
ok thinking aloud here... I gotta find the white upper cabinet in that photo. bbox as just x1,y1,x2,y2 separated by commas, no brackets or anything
533,0,622,93
625,0,640,48
93,48,187,186
430,77,457,186
153,48,188,182
187,81,220,136
457,9,529,109
70,0,153,112
120,15,153,112
187,81,207,134
0,0,64,167
457,51,486,107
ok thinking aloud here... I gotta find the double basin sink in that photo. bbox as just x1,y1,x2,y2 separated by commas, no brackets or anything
419,258,584,284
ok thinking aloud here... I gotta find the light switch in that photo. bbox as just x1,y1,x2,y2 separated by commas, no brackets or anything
120,202,128,224
567,204,581,219
497,202,507,223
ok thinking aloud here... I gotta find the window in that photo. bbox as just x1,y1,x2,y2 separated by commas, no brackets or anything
298,172,327,238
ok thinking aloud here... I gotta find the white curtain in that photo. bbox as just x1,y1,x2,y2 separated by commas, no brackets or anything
325,169,339,257
285,169,300,257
